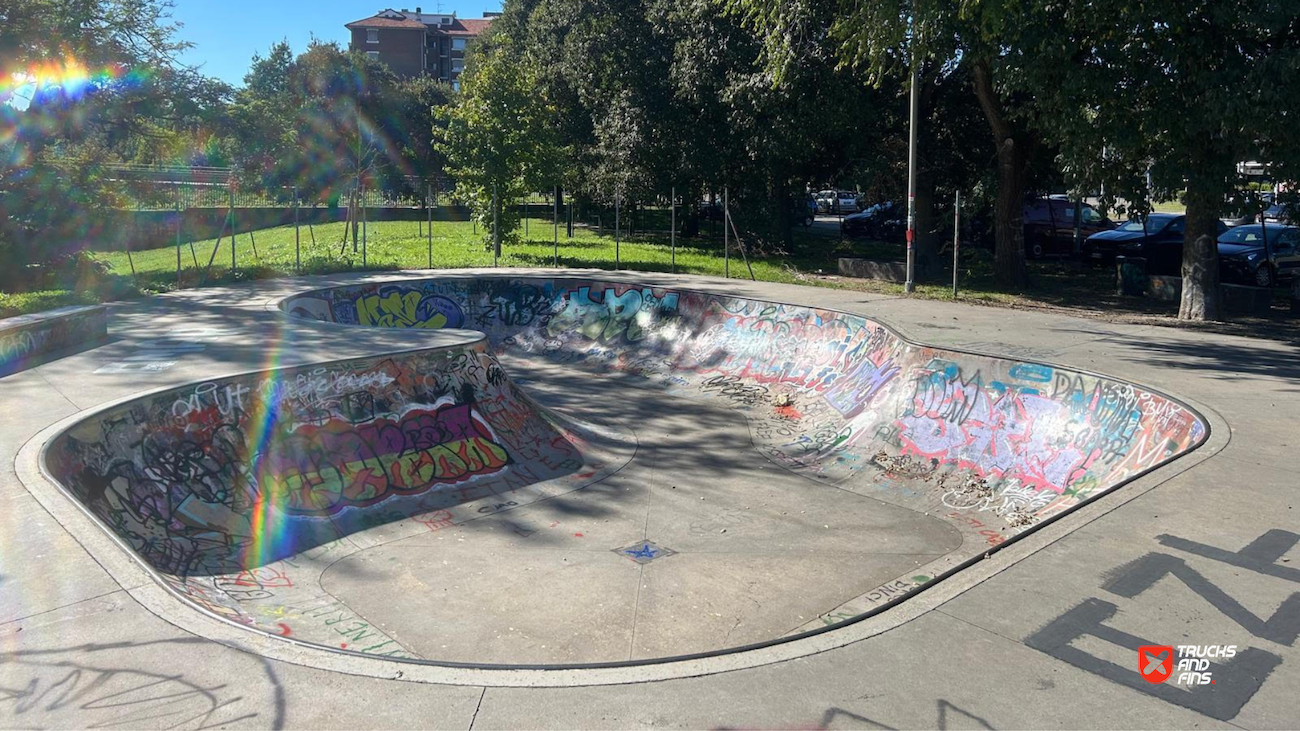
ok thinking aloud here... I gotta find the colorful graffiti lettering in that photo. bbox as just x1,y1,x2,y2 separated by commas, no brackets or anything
353,287,465,329
268,401,509,515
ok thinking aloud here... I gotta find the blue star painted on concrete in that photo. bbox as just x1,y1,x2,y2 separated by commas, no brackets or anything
624,544,659,560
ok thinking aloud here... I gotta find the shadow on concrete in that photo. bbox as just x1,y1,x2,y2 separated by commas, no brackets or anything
0,637,285,729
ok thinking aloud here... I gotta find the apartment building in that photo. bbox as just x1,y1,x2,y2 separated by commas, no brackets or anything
346,7,497,86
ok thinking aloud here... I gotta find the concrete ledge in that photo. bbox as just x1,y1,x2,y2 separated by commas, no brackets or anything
1221,283,1273,317
0,305,107,376
838,258,907,283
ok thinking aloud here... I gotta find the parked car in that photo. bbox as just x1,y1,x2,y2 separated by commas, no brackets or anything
1085,213,1229,274
798,196,817,227
820,190,864,214
1023,198,1115,258
1262,203,1296,224
1217,224,1300,287
841,200,900,238
699,199,725,221
814,190,837,214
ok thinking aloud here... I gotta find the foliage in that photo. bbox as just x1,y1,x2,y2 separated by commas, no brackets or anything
0,0,198,289
1007,0,1300,320
435,39,559,246
727,0,1054,288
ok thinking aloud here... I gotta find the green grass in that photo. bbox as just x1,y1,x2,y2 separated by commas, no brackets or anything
19,215,1286,339
0,289,102,318
93,218,810,290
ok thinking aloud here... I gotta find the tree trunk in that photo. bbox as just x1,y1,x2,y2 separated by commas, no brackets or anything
913,171,938,278
1179,184,1223,321
971,59,1031,290
991,140,1028,288
350,191,360,253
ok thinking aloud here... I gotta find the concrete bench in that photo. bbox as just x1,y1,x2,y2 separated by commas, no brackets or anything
0,305,108,376
838,258,907,283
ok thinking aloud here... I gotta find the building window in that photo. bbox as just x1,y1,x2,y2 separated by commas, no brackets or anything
451,59,464,73
452,80,460,91
452,38,467,51
366,28,379,43
366,51,380,60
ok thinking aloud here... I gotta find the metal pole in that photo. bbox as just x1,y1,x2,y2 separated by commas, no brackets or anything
553,186,559,267
724,187,730,278
904,60,919,293
1072,198,1083,256
671,185,676,273
493,182,500,266
229,186,236,274
615,194,621,269
362,187,368,268
427,184,433,269
952,191,961,297
175,185,182,288
294,186,301,273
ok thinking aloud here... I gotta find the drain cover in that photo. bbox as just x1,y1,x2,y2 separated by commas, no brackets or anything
613,540,675,565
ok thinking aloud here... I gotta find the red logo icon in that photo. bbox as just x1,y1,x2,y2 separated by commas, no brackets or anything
1139,645,1174,684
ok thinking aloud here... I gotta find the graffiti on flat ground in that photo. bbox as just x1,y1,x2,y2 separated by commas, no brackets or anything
1026,528,1299,721
94,326,226,374
0,637,284,729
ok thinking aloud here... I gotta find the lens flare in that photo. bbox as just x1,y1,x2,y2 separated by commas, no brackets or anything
1,56,151,108
241,325,292,569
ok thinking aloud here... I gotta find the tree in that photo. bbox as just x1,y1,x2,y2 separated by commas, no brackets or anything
1012,0,1300,320
728,0,1049,288
435,39,559,250
482,0,902,253
0,0,192,287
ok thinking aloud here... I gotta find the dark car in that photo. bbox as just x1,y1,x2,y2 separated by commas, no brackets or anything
1024,198,1115,258
1262,203,1297,224
1218,224,1300,287
1084,213,1228,274
797,196,817,227
841,200,900,238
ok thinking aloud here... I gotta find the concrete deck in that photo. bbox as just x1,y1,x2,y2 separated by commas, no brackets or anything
2,269,1297,729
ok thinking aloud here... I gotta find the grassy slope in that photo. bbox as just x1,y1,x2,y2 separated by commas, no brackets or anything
94,219,805,287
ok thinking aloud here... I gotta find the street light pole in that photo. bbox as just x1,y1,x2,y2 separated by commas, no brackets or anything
905,60,919,294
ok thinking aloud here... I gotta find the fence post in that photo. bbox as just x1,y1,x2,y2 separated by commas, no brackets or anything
724,187,730,279
615,194,621,269
361,187,368,268
294,186,301,273
525,199,529,238
175,185,182,288
127,202,138,282
671,185,676,274
553,186,559,267
427,183,433,269
952,190,961,298
229,185,236,274
493,182,500,266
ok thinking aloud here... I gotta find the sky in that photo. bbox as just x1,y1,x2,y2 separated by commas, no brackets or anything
170,1,503,87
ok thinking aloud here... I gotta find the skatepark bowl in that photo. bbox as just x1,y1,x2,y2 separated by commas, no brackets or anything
41,275,1208,668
